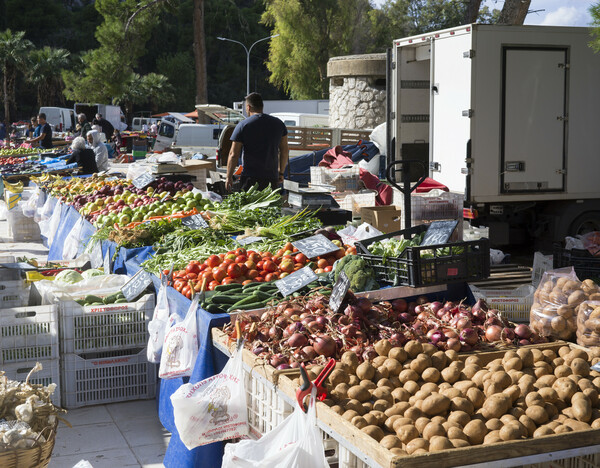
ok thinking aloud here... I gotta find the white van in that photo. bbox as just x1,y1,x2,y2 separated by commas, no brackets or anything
153,113,195,152
174,124,222,148
38,107,75,132
270,112,329,128
131,117,161,132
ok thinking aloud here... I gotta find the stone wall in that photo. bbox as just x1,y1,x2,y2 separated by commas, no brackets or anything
327,54,387,130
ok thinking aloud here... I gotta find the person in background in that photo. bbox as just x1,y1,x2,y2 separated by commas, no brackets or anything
86,129,109,172
0,121,7,141
76,113,91,139
66,136,98,175
95,113,114,140
150,121,158,135
27,113,53,149
25,117,37,138
226,92,288,191
141,122,149,133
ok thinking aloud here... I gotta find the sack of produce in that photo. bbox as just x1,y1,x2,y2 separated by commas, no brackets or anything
529,267,595,340
171,342,248,449
159,295,199,379
147,276,170,364
222,387,327,468
576,282,600,346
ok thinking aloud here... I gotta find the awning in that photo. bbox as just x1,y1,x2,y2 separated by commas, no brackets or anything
184,110,198,118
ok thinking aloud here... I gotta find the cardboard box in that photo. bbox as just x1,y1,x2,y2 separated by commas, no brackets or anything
361,205,402,233
183,159,216,172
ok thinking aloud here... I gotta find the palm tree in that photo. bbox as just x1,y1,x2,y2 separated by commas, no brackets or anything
0,30,33,141
28,47,71,108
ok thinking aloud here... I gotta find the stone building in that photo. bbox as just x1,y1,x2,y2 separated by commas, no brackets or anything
327,53,387,130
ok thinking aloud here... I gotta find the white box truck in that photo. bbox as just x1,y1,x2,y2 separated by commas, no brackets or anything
38,107,75,132
390,24,600,246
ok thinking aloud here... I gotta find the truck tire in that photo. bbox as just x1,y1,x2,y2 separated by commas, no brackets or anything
569,211,600,237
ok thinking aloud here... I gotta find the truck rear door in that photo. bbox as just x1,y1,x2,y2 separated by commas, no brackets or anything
501,47,567,192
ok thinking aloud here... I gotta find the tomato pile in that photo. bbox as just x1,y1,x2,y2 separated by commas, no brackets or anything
167,242,358,298
0,156,27,165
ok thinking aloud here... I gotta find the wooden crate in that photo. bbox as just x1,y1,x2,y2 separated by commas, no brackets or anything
274,342,600,468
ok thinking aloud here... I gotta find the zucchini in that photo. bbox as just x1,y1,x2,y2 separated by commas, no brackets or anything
214,283,244,292
228,294,264,310
205,304,226,314
251,290,275,302
227,300,268,313
211,294,246,305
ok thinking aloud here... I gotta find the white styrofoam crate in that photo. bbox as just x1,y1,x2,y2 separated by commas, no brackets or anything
2,359,61,407
0,254,16,263
59,294,155,354
334,191,377,215
61,348,156,409
0,304,58,365
0,280,30,309
469,284,535,323
6,208,41,242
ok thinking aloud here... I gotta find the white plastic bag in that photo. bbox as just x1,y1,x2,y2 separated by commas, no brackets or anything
171,342,248,449
147,277,170,364
222,387,328,468
159,295,199,379
63,217,85,259
35,274,131,305
337,222,382,246
41,202,63,244
22,188,40,218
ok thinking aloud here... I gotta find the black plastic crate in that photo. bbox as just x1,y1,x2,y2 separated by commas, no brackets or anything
553,244,600,281
356,224,490,287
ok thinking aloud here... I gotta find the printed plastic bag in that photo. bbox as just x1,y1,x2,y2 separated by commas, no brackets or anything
147,277,170,364
529,267,595,340
222,387,328,468
170,342,248,449
159,295,199,379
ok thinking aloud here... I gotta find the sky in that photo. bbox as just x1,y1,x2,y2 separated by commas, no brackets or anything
371,0,596,27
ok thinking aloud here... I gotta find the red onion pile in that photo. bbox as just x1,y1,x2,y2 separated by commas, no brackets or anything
224,293,546,369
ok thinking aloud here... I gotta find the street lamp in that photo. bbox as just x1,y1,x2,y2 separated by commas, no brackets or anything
217,34,280,97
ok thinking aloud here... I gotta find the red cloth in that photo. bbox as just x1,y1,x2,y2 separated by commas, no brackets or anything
359,168,392,206
415,177,448,193
318,146,353,169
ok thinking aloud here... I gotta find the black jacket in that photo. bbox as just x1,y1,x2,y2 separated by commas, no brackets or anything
67,148,99,175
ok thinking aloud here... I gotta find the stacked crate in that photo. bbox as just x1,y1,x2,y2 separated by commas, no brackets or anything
59,293,156,408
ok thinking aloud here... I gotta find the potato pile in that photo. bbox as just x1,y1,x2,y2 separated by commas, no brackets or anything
530,275,600,340
304,340,600,455
577,300,600,347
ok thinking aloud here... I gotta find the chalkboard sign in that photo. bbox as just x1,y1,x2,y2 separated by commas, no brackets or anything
275,266,317,297
329,271,350,313
592,362,600,373
236,236,265,246
420,220,459,246
90,241,103,269
292,234,339,259
121,269,153,302
103,250,111,274
181,214,209,229
132,173,156,189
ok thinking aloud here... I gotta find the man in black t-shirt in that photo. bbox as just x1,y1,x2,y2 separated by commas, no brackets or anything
95,113,114,140
27,113,53,149
226,92,288,191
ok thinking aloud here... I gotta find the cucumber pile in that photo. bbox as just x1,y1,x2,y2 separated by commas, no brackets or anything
75,291,129,306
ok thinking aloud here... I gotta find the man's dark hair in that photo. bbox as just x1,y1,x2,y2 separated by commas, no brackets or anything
245,92,263,112
38,113,46,120
31,116,37,122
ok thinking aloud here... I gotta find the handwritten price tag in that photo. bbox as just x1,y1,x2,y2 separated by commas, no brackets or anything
181,214,209,229
236,236,265,246
121,269,153,302
329,271,350,313
132,173,155,189
420,220,459,246
275,266,318,297
292,234,339,259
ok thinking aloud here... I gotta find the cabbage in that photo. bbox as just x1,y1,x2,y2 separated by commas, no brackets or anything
54,269,84,284
81,269,104,280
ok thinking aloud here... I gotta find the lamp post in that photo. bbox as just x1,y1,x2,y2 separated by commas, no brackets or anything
217,34,280,97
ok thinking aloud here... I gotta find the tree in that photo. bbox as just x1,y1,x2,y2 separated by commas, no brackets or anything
114,72,174,120
62,0,171,103
0,30,32,139
193,0,208,112
28,46,70,107
262,0,374,99
464,0,483,24
591,2,600,53
498,0,531,25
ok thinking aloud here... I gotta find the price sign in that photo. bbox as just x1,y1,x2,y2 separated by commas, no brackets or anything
329,271,350,313
236,236,265,246
181,214,209,229
132,173,155,189
90,241,103,269
592,362,600,372
275,266,318,297
292,234,339,259
420,220,459,246
103,250,111,274
121,269,153,302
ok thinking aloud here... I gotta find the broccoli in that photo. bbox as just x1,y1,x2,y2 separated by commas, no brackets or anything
335,255,378,292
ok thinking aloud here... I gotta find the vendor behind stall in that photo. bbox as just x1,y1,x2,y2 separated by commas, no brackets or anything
26,113,53,149
67,136,98,175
